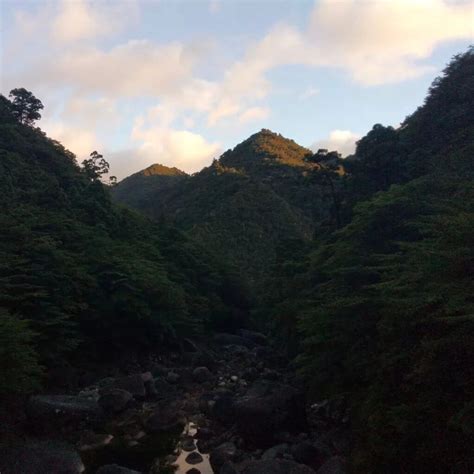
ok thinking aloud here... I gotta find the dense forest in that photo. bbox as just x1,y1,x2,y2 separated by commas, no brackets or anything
0,48,473,473
0,92,247,395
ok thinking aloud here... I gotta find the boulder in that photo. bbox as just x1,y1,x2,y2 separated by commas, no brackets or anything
181,436,196,452
78,432,114,451
96,465,141,474
26,395,102,432
144,407,186,433
233,381,307,446
98,389,132,413
185,452,203,465
193,366,213,383
291,441,326,468
0,440,84,474
113,374,146,399
209,442,238,472
316,456,347,474
212,390,235,424
235,459,316,474
239,329,267,346
262,443,289,460
166,372,180,384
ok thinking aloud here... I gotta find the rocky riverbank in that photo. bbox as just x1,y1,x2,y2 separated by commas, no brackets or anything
0,331,350,474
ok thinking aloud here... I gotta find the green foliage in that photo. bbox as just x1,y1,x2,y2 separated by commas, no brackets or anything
261,48,474,473
0,310,43,394
0,92,246,393
8,88,43,126
112,129,330,290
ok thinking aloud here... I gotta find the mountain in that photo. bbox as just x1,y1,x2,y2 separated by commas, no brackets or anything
112,129,333,289
0,96,246,394
266,48,474,473
112,163,188,209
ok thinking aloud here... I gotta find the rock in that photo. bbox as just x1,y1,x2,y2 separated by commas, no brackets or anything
78,432,114,451
166,371,180,384
26,395,102,432
0,440,84,474
153,377,174,397
113,374,146,399
291,441,325,468
186,469,201,474
98,389,132,413
209,442,238,472
181,436,196,452
212,391,235,424
141,371,153,382
239,329,267,345
185,451,204,465
144,379,158,398
221,462,240,474
316,456,347,474
149,458,161,474
235,459,316,474
144,407,186,433
214,333,256,349
96,464,141,474
193,366,212,383
195,426,213,439
233,381,307,446
262,443,289,460
230,375,239,383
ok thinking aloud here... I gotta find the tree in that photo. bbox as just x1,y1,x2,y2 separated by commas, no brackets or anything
306,149,343,228
8,88,44,126
82,151,110,182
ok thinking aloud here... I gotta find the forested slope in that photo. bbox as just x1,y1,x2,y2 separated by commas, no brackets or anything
266,48,474,473
0,96,246,394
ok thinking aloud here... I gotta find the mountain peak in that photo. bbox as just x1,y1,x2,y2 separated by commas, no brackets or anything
139,163,187,177
219,129,312,171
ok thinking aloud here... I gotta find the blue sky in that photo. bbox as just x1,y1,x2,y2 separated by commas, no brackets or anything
1,0,472,178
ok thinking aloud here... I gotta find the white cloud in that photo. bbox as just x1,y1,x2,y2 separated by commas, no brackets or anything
311,130,360,157
31,40,205,98
63,96,119,128
131,118,221,174
51,0,138,43
238,106,270,124
41,120,99,160
308,0,474,85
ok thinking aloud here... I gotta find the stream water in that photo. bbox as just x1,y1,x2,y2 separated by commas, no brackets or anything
81,421,212,473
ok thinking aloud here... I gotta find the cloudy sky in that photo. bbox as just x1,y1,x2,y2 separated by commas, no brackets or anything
1,0,472,179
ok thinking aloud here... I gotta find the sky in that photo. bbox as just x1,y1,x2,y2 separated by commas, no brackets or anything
1,0,473,179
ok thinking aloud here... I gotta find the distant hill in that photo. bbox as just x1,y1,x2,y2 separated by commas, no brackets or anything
112,163,188,209
112,129,331,289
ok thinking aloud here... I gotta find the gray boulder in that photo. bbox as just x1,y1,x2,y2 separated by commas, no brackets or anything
144,407,185,433
239,329,267,346
316,456,347,474
262,443,289,460
233,381,307,446
291,441,325,468
0,440,84,474
98,389,132,413
27,395,102,432
209,442,238,472
193,366,212,383
113,374,146,399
